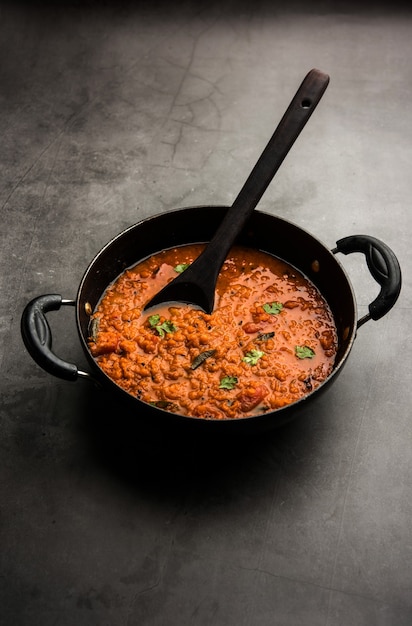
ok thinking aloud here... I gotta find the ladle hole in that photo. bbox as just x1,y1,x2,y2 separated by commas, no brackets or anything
301,98,312,109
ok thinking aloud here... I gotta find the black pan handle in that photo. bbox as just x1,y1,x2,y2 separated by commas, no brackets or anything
21,294,93,382
333,235,402,327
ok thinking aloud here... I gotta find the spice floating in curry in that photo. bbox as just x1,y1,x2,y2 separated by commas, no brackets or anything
87,245,338,419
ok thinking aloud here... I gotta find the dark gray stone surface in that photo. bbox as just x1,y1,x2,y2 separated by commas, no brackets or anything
1,2,411,624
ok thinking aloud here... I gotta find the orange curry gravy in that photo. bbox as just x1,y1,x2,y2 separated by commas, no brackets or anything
88,245,338,419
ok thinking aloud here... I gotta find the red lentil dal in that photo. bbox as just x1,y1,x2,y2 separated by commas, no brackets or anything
88,245,338,419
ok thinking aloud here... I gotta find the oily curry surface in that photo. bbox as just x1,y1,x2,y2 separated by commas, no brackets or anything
88,245,338,419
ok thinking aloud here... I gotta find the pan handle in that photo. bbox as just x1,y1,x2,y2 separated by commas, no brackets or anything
21,294,94,382
333,235,402,328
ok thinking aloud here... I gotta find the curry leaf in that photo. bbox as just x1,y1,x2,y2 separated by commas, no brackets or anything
263,301,283,315
219,376,238,390
150,400,176,410
191,349,216,370
257,331,275,342
89,317,99,342
295,345,315,359
243,350,265,365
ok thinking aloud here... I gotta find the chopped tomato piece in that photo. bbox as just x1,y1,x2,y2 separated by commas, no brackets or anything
237,384,268,413
242,322,262,334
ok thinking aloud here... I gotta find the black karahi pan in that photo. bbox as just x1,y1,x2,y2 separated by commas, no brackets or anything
21,206,401,435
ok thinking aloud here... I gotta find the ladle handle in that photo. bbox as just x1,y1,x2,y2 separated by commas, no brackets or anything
145,69,330,313
199,68,330,275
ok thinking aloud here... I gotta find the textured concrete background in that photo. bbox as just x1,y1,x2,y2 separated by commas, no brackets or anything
1,2,411,624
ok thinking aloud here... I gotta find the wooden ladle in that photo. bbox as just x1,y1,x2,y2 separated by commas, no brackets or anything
145,68,330,314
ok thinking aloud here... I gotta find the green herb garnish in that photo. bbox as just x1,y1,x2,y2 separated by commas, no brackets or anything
263,302,283,315
295,345,315,359
219,376,238,390
174,263,190,273
148,314,161,327
148,315,177,337
156,321,177,337
243,350,265,365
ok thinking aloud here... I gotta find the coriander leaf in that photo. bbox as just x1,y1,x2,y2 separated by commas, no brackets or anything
174,263,190,273
295,345,315,359
263,301,283,315
155,320,177,337
148,315,177,337
219,376,238,390
243,349,264,365
148,314,161,327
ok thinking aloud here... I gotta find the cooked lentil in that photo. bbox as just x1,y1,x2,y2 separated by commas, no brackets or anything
88,245,338,419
